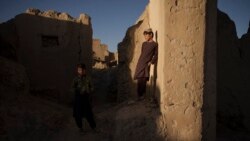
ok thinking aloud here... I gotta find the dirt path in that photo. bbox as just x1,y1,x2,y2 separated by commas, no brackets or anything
51,117,110,141
50,102,116,141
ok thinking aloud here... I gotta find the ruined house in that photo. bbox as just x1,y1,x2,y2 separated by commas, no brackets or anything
0,8,93,104
92,38,117,69
118,0,217,140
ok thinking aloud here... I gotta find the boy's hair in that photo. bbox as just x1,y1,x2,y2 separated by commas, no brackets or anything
143,31,154,38
77,63,86,70
143,28,154,37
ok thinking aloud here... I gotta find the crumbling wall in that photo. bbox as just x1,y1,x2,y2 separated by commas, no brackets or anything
92,39,110,69
118,0,217,140
217,10,250,139
92,39,109,61
238,22,250,133
0,8,93,104
118,8,150,101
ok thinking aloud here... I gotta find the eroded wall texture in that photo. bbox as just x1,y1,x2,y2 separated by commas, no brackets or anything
118,0,217,140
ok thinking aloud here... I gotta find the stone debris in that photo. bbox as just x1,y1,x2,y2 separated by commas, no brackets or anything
25,8,91,25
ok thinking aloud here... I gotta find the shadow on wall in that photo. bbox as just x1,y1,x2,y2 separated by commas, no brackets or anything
117,20,144,101
0,13,93,106
201,2,217,141
0,56,72,141
91,67,118,105
0,36,17,61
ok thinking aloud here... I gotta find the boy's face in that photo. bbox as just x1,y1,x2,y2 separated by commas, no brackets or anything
144,33,153,41
77,67,86,76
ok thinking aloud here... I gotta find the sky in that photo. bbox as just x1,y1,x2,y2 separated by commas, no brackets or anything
0,0,249,52
218,0,250,38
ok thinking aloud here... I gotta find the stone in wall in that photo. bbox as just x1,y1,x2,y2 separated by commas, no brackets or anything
77,13,91,25
26,8,41,15
0,8,93,104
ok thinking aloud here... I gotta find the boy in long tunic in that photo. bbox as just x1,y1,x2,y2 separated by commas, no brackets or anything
134,28,158,100
71,63,97,132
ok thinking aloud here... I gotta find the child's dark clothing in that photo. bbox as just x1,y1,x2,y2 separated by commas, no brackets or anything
71,75,96,129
